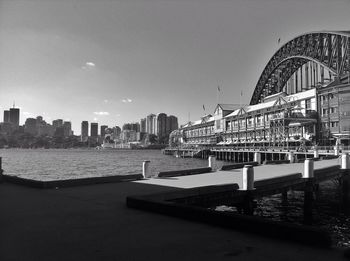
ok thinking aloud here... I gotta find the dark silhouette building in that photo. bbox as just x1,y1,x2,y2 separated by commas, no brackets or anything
81,121,89,142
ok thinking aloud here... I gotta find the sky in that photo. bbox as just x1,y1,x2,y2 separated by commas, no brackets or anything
0,0,350,135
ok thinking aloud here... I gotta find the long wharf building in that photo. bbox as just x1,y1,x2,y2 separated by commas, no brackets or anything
170,31,350,147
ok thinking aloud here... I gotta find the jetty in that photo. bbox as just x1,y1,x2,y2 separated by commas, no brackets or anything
1,155,350,260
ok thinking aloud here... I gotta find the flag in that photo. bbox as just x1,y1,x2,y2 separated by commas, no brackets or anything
217,86,221,92
203,104,205,111
240,90,243,97
278,38,281,44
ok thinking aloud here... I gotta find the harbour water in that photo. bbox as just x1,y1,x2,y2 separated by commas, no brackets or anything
0,148,209,181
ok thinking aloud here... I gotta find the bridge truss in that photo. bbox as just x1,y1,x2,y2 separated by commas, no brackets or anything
250,31,350,105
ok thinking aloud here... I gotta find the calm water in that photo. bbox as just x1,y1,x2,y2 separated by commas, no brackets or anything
0,148,209,181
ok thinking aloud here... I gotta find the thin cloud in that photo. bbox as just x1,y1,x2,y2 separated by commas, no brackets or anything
82,61,96,70
122,98,132,103
103,99,108,103
94,111,110,116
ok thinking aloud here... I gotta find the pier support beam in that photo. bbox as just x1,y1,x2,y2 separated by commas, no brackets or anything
334,145,340,156
303,159,314,224
288,151,295,163
241,165,255,215
341,153,350,213
0,157,2,183
208,156,217,171
313,145,319,159
254,152,261,164
142,160,151,179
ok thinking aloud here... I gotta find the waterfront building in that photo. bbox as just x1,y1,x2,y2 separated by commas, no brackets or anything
90,123,98,138
156,113,167,139
120,129,137,143
140,118,146,133
112,126,121,140
3,110,10,122
100,125,108,138
167,115,179,134
24,118,37,135
63,121,72,137
146,114,156,134
52,119,63,131
170,31,350,147
81,121,89,142
9,108,20,129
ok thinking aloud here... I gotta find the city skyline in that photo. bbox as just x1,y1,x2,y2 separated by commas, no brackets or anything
1,0,350,135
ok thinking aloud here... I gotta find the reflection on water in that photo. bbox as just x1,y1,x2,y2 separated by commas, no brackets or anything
0,148,208,181
215,180,350,248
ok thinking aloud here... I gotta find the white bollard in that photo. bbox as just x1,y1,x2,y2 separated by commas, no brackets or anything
303,158,314,178
288,151,295,163
334,146,340,156
208,156,216,171
142,160,151,178
313,145,319,158
341,153,350,170
254,152,261,164
242,165,254,190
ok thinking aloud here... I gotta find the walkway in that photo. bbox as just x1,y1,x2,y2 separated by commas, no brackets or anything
136,158,340,189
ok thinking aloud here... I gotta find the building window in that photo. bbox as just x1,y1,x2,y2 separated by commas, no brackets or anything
322,108,328,116
330,107,337,114
305,99,311,110
330,121,338,128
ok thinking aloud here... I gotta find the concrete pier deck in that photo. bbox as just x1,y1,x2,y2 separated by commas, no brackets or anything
0,159,346,260
137,158,340,188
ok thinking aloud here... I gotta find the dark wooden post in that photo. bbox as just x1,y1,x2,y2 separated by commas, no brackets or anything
0,157,3,183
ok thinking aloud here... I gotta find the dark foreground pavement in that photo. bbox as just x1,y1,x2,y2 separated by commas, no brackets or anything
0,181,346,261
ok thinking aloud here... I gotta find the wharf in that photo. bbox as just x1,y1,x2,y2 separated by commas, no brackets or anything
0,158,347,261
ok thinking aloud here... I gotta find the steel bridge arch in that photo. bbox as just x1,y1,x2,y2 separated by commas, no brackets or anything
250,31,350,105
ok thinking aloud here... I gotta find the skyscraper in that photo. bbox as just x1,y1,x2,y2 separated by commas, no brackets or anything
81,121,89,142
90,122,98,137
146,114,156,134
3,110,10,122
100,125,108,138
140,118,146,133
9,108,20,128
156,113,167,138
167,115,178,134
63,121,72,137
52,119,63,130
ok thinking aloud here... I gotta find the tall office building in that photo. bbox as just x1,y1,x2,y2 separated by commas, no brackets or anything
156,113,167,138
81,121,89,142
140,118,146,133
52,119,63,130
3,110,10,123
146,114,156,134
167,115,178,134
100,125,108,138
90,122,98,137
63,121,72,137
9,108,20,128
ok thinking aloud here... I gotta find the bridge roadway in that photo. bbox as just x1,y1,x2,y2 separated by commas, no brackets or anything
136,158,340,189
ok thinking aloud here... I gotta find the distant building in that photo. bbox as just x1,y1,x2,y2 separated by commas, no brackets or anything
81,121,89,142
3,110,10,123
63,121,72,137
156,113,167,138
120,129,137,143
140,118,146,133
167,115,178,134
24,118,37,135
9,108,20,129
146,114,156,134
100,125,108,138
52,119,63,131
90,122,98,138
112,126,121,140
